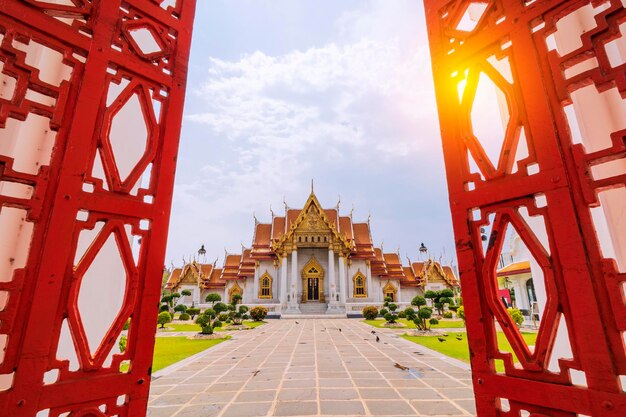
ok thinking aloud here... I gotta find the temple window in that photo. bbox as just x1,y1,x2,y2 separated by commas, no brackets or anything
259,272,272,299
382,282,397,302
353,272,367,297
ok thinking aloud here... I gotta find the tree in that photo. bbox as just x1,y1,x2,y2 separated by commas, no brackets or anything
413,307,434,331
227,294,249,325
205,293,222,304
457,306,465,322
186,308,201,319
412,295,426,309
181,289,192,297
507,307,524,327
195,293,228,334
424,289,454,316
157,311,171,329
382,298,398,324
174,304,187,313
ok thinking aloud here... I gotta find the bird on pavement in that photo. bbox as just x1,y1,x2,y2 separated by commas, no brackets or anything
338,328,342,332
394,363,409,371
376,336,380,342
456,335,463,341
437,337,446,342
295,321,299,324
371,330,376,334
442,333,449,337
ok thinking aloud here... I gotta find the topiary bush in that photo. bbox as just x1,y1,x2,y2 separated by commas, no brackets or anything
429,318,439,326
507,307,524,327
442,311,453,319
218,313,229,322
174,304,187,313
157,311,171,328
457,306,465,322
379,308,389,317
250,306,268,321
397,311,406,319
179,312,190,321
119,335,128,353
362,306,379,320
159,304,170,313
384,313,397,324
186,308,200,319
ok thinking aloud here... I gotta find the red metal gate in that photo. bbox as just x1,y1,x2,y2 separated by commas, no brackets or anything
425,0,625,416
0,1,196,416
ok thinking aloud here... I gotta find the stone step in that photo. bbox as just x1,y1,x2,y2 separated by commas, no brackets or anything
298,303,328,314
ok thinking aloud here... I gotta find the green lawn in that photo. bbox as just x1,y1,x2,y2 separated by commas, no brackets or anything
160,320,266,333
121,336,230,373
402,331,537,372
362,318,465,329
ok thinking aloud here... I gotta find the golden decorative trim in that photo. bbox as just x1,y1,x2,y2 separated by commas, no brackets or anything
301,255,325,303
258,271,273,299
352,270,367,298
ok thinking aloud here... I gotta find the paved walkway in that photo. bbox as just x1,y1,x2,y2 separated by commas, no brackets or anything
148,319,476,417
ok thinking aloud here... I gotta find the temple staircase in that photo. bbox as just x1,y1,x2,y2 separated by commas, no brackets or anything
282,302,345,319
299,302,328,315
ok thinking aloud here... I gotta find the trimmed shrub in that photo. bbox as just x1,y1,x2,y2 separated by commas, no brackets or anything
379,308,389,317
442,311,453,319
159,304,169,313
429,318,439,325
448,305,459,312
119,335,128,353
186,308,200,319
411,295,426,308
157,311,171,328
397,311,406,319
384,313,397,324
123,319,131,330
384,296,393,303
388,303,398,312
250,306,269,321
174,304,187,313
362,306,379,320
218,313,229,322
213,320,222,328
179,312,191,321
507,307,524,327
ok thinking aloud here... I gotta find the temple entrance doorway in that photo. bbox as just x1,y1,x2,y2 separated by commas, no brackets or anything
307,278,320,301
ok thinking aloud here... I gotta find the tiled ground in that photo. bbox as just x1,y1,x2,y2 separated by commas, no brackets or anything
148,319,476,417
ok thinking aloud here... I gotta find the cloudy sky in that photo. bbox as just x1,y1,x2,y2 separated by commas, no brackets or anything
166,0,457,268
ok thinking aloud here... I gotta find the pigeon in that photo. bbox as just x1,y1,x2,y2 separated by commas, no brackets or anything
371,330,376,334
295,321,299,324
338,328,342,332
442,333,449,337
252,370,261,376
394,363,409,371
437,337,446,342
376,336,380,342
456,335,463,341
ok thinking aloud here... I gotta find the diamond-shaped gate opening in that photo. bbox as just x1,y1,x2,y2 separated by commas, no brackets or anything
470,72,511,173
455,2,489,32
74,231,128,363
484,210,559,371
107,89,150,185
127,26,164,57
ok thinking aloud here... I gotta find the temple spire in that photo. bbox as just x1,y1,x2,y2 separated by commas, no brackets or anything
311,178,314,194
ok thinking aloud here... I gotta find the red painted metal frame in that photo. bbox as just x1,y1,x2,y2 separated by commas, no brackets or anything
0,0,196,415
425,0,625,416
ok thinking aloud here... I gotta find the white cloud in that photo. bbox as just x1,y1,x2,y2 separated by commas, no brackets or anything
167,1,454,263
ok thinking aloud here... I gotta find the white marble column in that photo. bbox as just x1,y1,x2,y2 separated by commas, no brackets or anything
365,263,373,301
338,254,347,306
279,255,288,310
328,248,336,301
253,267,259,304
286,250,301,313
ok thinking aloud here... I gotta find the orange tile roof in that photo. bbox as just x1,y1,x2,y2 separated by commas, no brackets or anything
383,253,406,280
271,217,286,240
222,254,242,280
339,216,353,240
351,223,375,259
442,266,459,285
286,209,300,230
496,261,531,276
164,268,181,289
251,223,274,259
202,267,225,289
323,209,338,227
238,249,255,277
370,248,388,276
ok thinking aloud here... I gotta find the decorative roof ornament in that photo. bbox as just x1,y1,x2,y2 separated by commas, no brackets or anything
310,178,314,194
336,193,341,210
269,204,274,218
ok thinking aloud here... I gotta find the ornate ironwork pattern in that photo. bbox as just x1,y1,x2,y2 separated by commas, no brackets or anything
425,0,625,416
0,0,196,415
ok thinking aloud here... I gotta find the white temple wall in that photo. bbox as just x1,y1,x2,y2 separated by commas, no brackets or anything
399,287,420,304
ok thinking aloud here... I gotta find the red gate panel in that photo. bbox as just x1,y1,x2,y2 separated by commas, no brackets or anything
0,1,196,416
425,0,625,416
